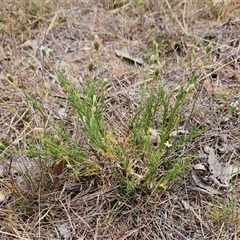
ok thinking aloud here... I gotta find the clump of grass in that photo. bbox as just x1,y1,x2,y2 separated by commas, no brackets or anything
53,40,200,196
210,198,240,228
114,73,199,195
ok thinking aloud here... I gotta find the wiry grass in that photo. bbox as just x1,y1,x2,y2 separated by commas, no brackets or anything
50,39,200,196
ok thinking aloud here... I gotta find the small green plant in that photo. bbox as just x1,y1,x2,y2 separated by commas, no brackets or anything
123,74,199,194
56,60,199,196
58,74,108,152
210,198,240,227
205,45,212,55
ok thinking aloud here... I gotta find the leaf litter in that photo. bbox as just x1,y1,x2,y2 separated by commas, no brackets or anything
115,49,144,65
191,147,240,195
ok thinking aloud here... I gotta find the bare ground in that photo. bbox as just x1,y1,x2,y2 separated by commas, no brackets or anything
0,1,240,239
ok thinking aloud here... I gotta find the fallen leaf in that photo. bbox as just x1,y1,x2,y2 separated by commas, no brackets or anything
57,223,71,239
51,160,66,185
229,163,240,177
217,144,235,153
193,163,206,170
18,39,39,52
57,108,67,120
182,200,190,210
219,166,230,187
208,148,222,178
219,163,240,187
115,49,144,65
191,147,238,195
191,169,225,195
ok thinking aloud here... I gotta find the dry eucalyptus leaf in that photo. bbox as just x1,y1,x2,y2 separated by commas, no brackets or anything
57,223,71,239
208,148,222,178
51,160,66,186
217,161,232,187
115,49,144,65
193,163,206,171
181,200,190,210
210,174,229,188
228,163,240,178
217,144,235,153
57,108,67,120
191,169,225,195
191,169,208,189
19,39,39,52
